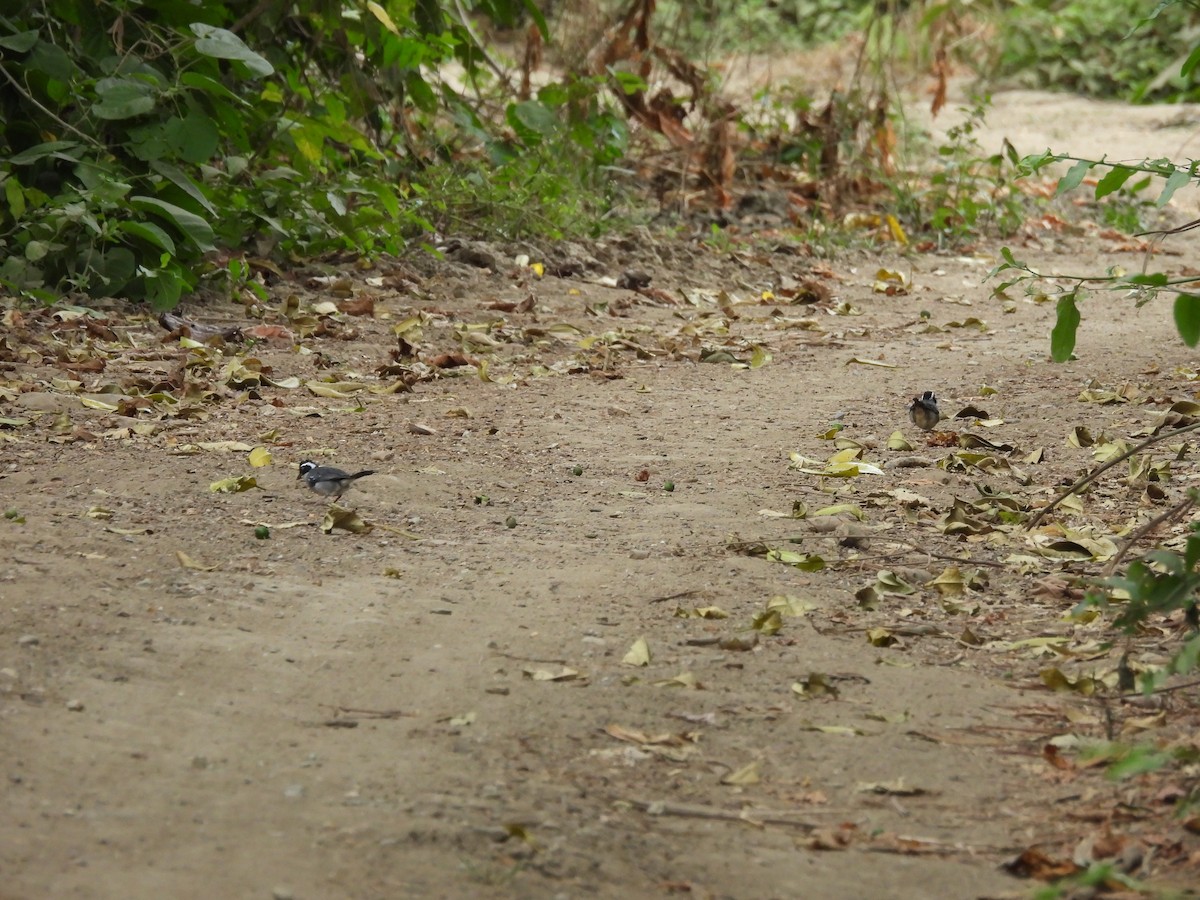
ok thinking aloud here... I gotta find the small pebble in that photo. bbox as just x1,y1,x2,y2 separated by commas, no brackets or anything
271,888,294,900
66,699,84,712
17,635,39,647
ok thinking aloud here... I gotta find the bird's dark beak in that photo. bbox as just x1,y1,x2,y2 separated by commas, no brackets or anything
296,470,304,480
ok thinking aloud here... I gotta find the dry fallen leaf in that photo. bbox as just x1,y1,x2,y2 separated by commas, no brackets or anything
622,637,651,667
321,506,374,535
522,666,581,682
721,761,761,786
176,550,218,571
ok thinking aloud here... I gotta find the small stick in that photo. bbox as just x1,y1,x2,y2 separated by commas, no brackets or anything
621,798,821,831
1025,421,1200,530
1118,676,1200,698
891,539,1006,568
1101,493,1197,576
649,588,703,604
332,706,416,719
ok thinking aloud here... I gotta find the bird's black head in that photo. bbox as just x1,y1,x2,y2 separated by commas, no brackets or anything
297,460,318,480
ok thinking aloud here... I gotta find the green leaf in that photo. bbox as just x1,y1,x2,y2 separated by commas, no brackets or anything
179,71,247,105
507,100,558,145
1183,43,1200,78
1174,294,1200,347
1106,747,1171,781
149,160,216,215
5,178,25,220
129,196,215,251
1094,165,1135,200
28,41,77,81
0,30,38,52
117,221,176,256
7,140,81,166
1158,167,1193,208
92,77,157,120
142,263,187,311
164,111,220,164
1121,272,1168,287
190,24,274,77
1056,159,1092,196
1050,293,1080,362
521,0,549,38
406,72,438,114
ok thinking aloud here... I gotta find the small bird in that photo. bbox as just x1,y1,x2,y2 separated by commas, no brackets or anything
297,459,375,500
908,391,940,431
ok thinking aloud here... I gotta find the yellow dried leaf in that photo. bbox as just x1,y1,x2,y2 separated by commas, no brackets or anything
80,396,119,411
209,475,258,493
366,0,400,34
654,672,699,688
866,627,898,647
198,441,254,452
886,214,908,245
176,550,218,571
766,595,817,616
248,446,272,467
523,666,581,682
306,380,366,399
721,761,761,785
622,637,651,667
320,505,373,535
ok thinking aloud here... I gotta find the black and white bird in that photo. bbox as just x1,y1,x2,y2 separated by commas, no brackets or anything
908,391,940,431
297,459,375,500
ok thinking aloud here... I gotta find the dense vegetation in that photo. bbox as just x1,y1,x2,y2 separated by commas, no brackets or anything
0,0,627,306
2,0,1199,308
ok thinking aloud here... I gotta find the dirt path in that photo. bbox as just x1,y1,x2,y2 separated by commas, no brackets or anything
4,89,1200,899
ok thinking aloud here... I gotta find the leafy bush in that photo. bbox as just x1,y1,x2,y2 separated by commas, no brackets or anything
0,0,628,307
990,0,1200,102
653,0,878,55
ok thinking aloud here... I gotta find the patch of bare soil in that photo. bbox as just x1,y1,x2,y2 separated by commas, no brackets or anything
4,90,1200,900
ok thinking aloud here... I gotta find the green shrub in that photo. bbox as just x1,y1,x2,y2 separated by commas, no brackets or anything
990,0,1200,102
0,1,627,307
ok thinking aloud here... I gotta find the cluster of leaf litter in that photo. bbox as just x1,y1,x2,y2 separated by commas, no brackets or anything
708,374,1200,885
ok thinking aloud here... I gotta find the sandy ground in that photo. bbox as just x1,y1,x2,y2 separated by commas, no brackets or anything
4,87,1200,900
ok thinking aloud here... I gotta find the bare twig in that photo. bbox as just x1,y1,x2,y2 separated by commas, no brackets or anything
0,64,103,148
1118,676,1200,699
621,798,821,830
1025,420,1200,530
649,588,703,604
331,706,416,719
1101,493,1197,576
231,0,273,33
891,539,1006,568
451,0,511,87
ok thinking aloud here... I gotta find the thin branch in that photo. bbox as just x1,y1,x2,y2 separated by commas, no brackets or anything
1119,676,1200,699
451,0,511,88
1101,494,1197,577
231,0,274,34
0,63,103,148
621,797,821,830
